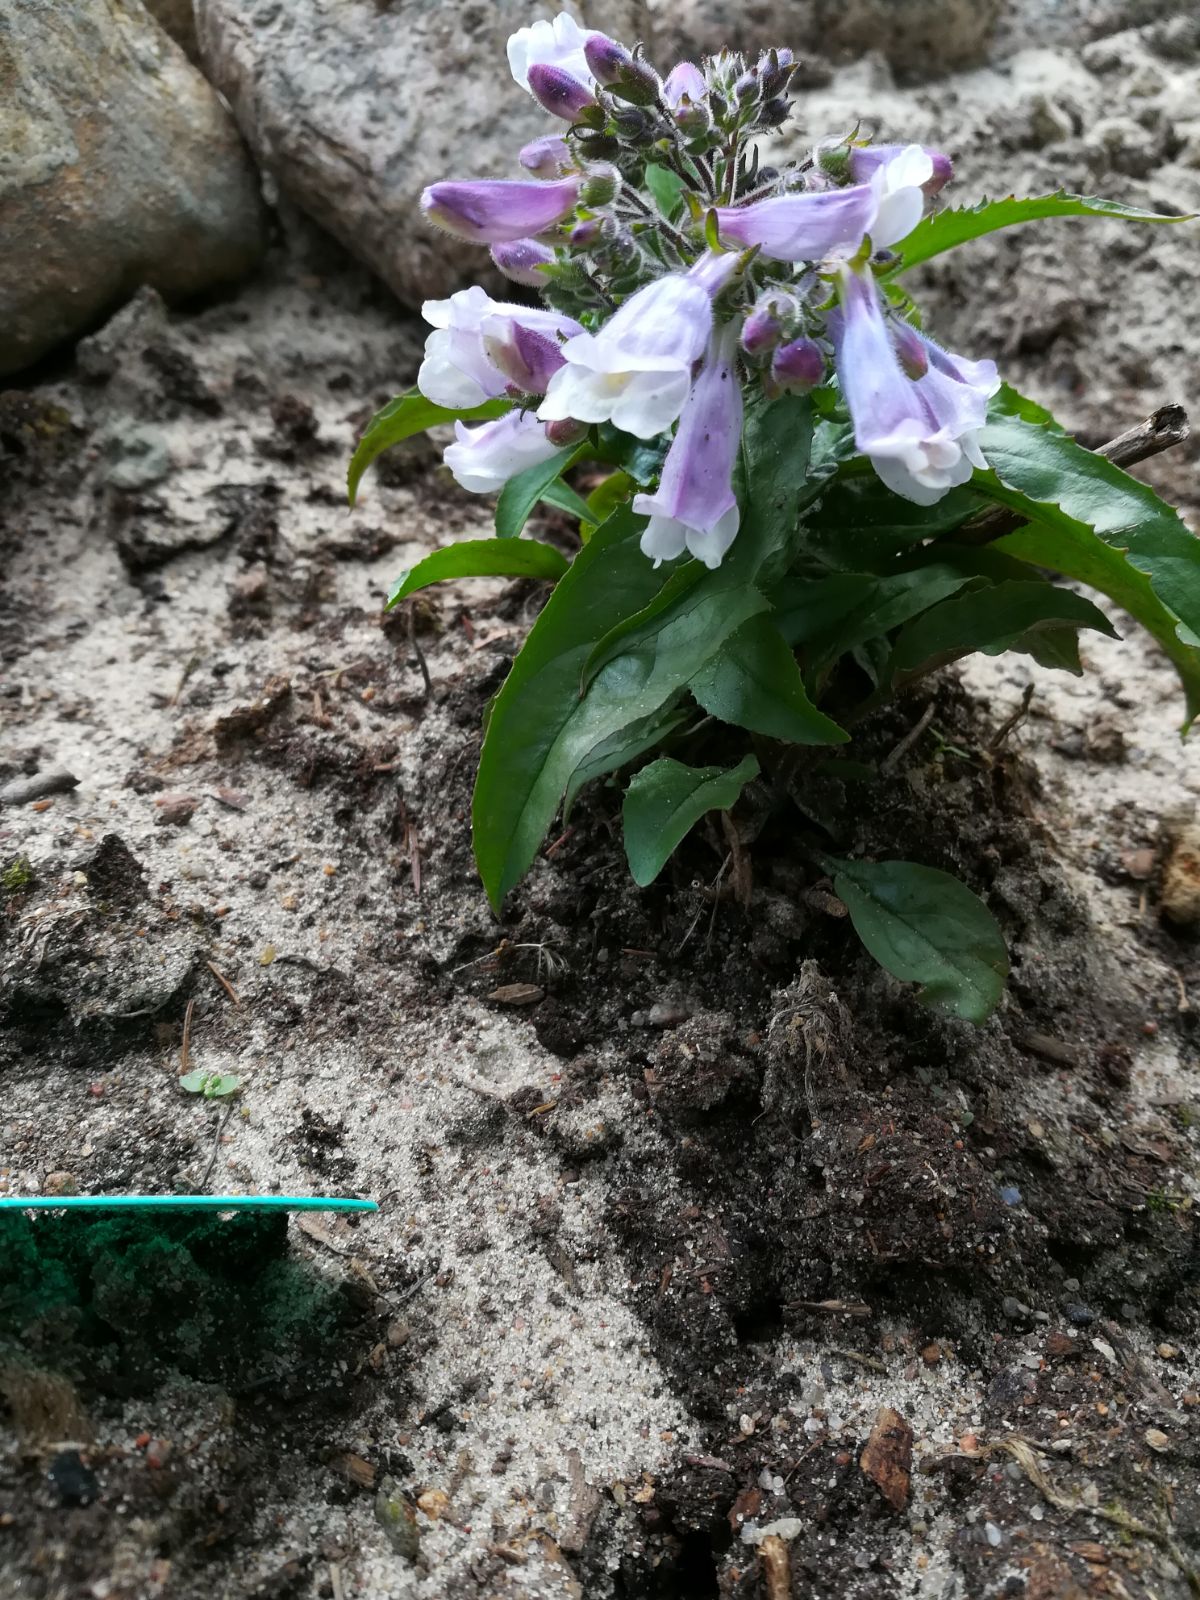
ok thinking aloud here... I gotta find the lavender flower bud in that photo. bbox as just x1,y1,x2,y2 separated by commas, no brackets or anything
771,337,825,393
758,48,794,98
740,297,786,357
579,164,620,207
544,417,590,448
674,99,711,138
890,318,929,380
489,238,555,287
421,177,582,244
582,33,632,86
519,135,572,180
527,63,597,123
569,218,603,247
734,69,760,106
757,97,790,129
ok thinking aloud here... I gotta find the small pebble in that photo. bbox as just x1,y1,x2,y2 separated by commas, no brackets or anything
1145,1428,1170,1453
48,1450,98,1508
985,1521,1002,1548
1065,1303,1095,1327
999,1185,1022,1206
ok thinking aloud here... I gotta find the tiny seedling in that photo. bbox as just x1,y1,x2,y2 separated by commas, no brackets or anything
179,1069,242,1100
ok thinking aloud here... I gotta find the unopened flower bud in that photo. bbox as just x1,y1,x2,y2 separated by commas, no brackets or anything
771,337,825,393
489,238,555,287
740,298,787,357
579,164,620,207
757,97,790,129
611,104,656,143
519,135,572,180
421,177,582,243
758,48,794,99
573,130,621,161
674,99,711,137
582,33,632,86
603,48,662,107
734,69,760,105
544,417,590,448
569,217,603,247
663,61,707,111
527,63,597,123
708,90,729,123
890,318,929,380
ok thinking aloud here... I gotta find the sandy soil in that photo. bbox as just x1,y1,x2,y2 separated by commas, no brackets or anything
2,11,1200,1600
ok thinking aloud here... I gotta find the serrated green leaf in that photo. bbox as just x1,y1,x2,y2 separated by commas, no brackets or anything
624,756,760,887
348,388,510,505
891,191,1192,275
386,539,569,609
690,616,849,744
973,387,1200,723
890,579,1116,680
495,446,584,539
829,857,1009,1023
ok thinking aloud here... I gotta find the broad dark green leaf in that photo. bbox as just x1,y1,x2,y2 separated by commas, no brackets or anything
593,423,667,485
806,477,982,564
829,856,1009,1024
386,539,569,609
690,616,848,745
473,508,762,909
779,566,977,680
495,446,583,539
624,756,760,887
583,393,816,690
891,191,1191,275
580,469,637,542
890,579,1116,679
562,700,692,820
974,387,1200,722
348,388,510,505
644,162,687,221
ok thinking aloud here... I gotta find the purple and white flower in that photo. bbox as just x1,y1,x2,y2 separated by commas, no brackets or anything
831,265,998,505
419,286,581,410
443,410,562,495
634,322,744,569
420,177,581,244
538,266,721,439
713,184,878,262
849,142,953,197
507,13,598,94
864,144,937,249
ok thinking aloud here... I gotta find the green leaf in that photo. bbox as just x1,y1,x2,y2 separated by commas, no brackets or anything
563,700,691,819
778,567,977,679
690,616,849,744
473,507,729,909
644,162,686,221
540,477,595,523
891,191,1193,275
348,388,510,505
890,579,1116,680
624,756,760,887
806,477,982,563
179,1069,242,1099
386,539,569,609
495,446,583,539
593,423,667,485
580,469,636,542
973,388,1200,722
829,857,1009,1024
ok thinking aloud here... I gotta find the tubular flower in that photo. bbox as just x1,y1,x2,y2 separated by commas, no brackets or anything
866,144,937,248
518,135,573,179
507,14,598,93
634,322,744,569
442,410,562,495
538,271,717,439
830,265,998,506
419,286,581,409
713,184,878,262
420,177,581,244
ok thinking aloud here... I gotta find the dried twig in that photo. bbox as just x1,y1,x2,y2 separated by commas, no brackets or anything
988,683,1035,750
179,998,195,1076
206,961,242,1009
881,700,936,771
954,403,1190,548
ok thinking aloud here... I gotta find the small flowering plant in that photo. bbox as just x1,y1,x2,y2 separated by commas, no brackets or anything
350,14,1198,1022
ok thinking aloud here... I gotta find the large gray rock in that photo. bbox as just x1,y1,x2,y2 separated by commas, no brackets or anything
648,0,1001,79
194,0,653,308
0,0,266,377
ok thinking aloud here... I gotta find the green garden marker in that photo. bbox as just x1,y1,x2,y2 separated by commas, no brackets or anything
0,1195,377,1213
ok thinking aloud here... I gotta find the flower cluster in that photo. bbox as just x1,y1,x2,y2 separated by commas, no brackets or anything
418,12,1000,567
